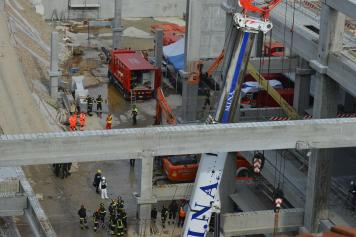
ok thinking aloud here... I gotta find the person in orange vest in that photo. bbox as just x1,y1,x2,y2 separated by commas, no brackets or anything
178,206,186,227
106,113,113,129
79,112,86,131
69,112,77,131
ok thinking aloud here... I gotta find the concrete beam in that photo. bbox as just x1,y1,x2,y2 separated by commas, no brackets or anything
0,194,27,216
221,208,304,237
249,57,298,73
152,183,193,201
326,0,356,19
2,119,356,166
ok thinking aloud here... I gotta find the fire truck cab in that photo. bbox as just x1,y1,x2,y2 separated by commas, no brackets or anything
108,49,160,100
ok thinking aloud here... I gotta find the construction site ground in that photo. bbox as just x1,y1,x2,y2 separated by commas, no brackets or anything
0,0,187,236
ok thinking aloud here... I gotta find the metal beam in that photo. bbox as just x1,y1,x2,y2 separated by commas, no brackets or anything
326,0,356,19
1,119,356,166
249,56,298,73
221,208,304,236
0,194,27,216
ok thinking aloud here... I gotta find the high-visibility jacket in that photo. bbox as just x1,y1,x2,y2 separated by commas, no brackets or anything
79,113,86,126
106,115,113,124
179,207,186,218
69,115,76,127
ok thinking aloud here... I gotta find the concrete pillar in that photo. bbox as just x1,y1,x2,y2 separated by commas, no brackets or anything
304,3,344,232
112,0,123,49
49,32,60,100
181,78,199,122
154,29,163,69
137,155,155,236
293,58,312,114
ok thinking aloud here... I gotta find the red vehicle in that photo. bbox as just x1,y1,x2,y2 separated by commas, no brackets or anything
162,153,253,182
241,73,294,108
264,41,285,57
108,49,160,100
151,23,185,46
162,155,199,182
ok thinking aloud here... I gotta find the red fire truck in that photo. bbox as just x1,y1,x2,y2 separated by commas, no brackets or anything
108,49,161,100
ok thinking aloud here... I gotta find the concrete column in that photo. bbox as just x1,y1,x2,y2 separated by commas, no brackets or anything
137,155,155,236
304,3,344,232
112,0,123,49
154,29,163,69
293,58,312,114
181,78,199,122
49,32,60,100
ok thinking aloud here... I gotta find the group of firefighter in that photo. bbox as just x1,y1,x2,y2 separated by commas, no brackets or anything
78,197,127,236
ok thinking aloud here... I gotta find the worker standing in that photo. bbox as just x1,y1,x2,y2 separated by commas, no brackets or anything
85,95,94,116
116,196,124,213
131,105,138,125
78,205,89,229
96,94,103,117
115,217,124,237
93,169,102,194
168,200,178,225
151,207,157,223
79,112,86,131
161,205,168,229
120,209,127,232
178,206,186,227
93,210,100,232
129,159,135,167
99,176,109,199
106,113,113,129
108,199,117,216
69,112,77,131
98,203,107,228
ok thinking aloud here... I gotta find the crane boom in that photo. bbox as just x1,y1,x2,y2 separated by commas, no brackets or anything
183,1,283,236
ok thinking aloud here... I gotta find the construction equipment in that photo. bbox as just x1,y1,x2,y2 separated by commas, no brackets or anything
183,1,282,236
154,87,177,125
108,49,161,100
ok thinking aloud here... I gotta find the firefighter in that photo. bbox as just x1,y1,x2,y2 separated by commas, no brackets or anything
96,94,103,117
106,113,113,129
79,112,86,131
168,200,178,225
178,206,186,227
116,196,124,212
78,205,89,229
93,169,102,194
120,209,127,231
69,112,77,131
61,163,71,179
109,211,117,235
93,210,100,232
53,164,61,177
99,176,109,199
161,205,168,228
109,199,117,216
131,105,138,125
98,203,107,228
115,217,124,237
85,95,94,116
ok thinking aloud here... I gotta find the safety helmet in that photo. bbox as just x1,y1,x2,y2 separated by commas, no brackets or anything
97,169,101,173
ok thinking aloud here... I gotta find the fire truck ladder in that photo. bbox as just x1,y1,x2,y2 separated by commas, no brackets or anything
182,1,282,237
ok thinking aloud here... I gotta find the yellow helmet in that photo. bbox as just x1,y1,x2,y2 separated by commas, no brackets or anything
97,169,102,173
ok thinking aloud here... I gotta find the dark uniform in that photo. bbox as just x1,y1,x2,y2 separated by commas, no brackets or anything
120,210,127,231
109,199,117,216
98,204,107,225
109,213,117,235
93,211,100,232
151,207,157,223
78,205,89,229
116,197,124,213
85,95,94,116
96,95,103,116
131,106,138,125
161,206,168,228
168,200,178,225
93,171,102,194
115,218,124,237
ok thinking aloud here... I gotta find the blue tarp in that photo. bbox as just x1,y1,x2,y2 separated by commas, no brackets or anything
163,38,185,71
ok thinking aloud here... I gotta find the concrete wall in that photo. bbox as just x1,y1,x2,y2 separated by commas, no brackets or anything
42,0,186,19
185,0,226,61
